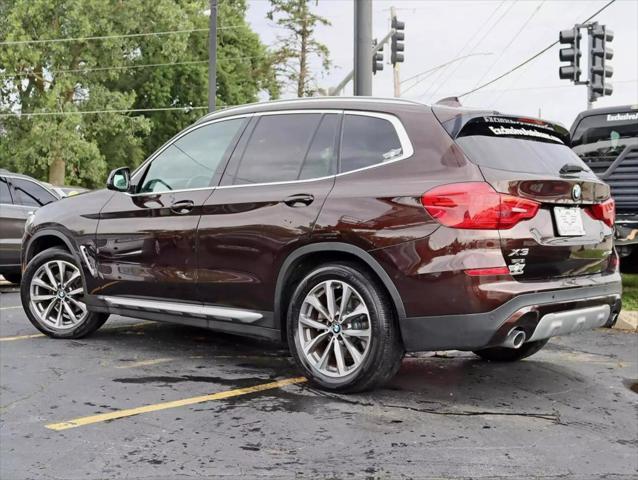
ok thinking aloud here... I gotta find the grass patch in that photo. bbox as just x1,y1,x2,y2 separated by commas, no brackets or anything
622,273,638,311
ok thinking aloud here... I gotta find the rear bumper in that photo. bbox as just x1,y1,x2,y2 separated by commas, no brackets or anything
399,274,622,352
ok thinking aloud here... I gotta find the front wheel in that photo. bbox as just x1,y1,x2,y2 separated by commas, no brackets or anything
21,248,108,338
473,339,549,362
287,263,404,393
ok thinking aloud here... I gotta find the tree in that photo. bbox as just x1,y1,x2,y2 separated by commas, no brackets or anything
0,0,278,187
267,0,331,97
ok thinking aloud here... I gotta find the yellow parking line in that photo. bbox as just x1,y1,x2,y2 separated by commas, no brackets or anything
46,376,307,431
0,321,152,342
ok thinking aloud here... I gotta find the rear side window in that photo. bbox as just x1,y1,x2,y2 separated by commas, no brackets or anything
10,178,57,207
450,116,589,175
228,113,330,185
0,177,12,204
340,114,402,173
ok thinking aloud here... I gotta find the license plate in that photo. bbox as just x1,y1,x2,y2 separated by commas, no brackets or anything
554,206,585,236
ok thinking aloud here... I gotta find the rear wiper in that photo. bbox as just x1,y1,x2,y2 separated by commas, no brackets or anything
559,163,585,175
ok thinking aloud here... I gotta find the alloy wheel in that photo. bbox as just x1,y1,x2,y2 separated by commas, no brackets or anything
29,260,87,331
298,280,372,378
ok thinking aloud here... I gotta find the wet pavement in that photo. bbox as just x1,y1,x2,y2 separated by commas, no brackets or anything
1,285,637,479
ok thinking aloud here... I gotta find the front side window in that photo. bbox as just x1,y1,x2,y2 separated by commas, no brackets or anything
0,177,12,204
10,178,57,207
139,118,245,193
228,113,334,185
340,114,403,173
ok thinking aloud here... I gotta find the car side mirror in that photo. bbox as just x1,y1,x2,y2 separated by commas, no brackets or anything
107,167,131,192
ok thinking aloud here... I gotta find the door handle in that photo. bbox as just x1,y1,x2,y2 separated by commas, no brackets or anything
284,194,314,207
170,200,195,214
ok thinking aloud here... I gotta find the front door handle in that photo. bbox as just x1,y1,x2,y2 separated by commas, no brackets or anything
170,200,195,214
284,194,314,207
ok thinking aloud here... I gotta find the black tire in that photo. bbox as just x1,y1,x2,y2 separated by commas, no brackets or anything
21,248,109,339
2,272,21,284
287,262,404,393
473,339,550,362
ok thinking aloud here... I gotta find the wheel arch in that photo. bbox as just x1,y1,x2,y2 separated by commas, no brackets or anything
24,229,75,264
274,242,406,341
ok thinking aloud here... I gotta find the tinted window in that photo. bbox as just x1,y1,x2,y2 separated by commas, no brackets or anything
11,178,57,207
298,114,340,180
230,114,322,185
340,115,402,173
139,118,244,193
0,177,11,204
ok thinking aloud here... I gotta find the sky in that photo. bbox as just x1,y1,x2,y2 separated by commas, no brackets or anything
246,0,638,128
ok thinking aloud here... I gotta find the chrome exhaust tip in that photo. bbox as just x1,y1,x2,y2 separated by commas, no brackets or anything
502,329,526,349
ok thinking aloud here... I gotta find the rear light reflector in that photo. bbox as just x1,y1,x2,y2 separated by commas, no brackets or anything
585,198,615,227
465,267,511,276
421,182,540,230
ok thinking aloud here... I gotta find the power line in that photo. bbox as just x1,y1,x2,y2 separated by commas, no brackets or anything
470,0,546,91
458,0,617,98
0,106,210,119
0,25,244,47
0,55,267,79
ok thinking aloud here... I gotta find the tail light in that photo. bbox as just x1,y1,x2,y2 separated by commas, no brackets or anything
421,182,540,230
585,198,615,227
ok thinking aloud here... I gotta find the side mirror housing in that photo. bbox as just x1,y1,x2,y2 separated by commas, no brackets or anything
107,167,131,192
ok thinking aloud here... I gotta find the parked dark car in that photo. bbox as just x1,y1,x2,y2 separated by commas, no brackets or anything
20,98,622,392
570,105,638,269
0,169,60,284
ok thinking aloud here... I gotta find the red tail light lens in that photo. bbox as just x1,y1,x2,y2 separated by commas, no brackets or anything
465,266,511,276
585,198,615,227
421,182,540,230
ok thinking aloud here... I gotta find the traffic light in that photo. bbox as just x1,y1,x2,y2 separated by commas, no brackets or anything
589,23,614,101
372,39,383,75
391,15,405,65
558,27,581,82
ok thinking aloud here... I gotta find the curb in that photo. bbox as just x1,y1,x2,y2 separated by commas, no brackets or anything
615,310,638,332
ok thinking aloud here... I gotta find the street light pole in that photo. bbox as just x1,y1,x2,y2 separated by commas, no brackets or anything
208,0,217,112
354,0,372,96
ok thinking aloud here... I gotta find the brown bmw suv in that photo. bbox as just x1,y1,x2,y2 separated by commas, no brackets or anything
20,97,622,392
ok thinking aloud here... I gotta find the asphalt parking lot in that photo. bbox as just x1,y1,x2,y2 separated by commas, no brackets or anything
1,285,637,480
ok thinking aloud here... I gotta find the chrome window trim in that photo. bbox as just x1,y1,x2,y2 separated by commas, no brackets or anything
127,108,415,194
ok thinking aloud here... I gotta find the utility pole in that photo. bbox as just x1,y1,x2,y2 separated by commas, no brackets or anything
391,7,400,97
354,0,372,96
208,0,217,112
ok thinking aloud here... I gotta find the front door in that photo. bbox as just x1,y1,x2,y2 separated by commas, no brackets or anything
93,116,248,302
197,111,341,326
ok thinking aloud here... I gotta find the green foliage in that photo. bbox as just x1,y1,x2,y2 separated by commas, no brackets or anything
622,273,638,310
0,0,278,187
267,0,331,97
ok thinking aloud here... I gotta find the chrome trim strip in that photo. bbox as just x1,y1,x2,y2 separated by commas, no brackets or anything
100,296,263,323
79,246,96,276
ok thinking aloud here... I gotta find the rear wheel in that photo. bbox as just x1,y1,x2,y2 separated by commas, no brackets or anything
21,248,108,338
287,263,404,393
473,339,549,362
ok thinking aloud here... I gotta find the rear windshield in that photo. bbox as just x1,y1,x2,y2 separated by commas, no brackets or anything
446,115,589,175
570,111,638,161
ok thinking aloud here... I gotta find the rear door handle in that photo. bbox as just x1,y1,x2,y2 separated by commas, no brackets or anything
170,200,195,214
284,194,314,207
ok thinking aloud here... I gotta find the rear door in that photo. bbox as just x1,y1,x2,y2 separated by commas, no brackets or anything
449,115,613,280
196,111,340,325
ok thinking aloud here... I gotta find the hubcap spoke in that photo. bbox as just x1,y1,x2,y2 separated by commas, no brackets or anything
67,296,87,314
32,294,55,302
67,287,83,296
43,264,57,288
32,278,56,291
305,293,331,321
57,261,66,285
299,314,329,331
298,279,371,378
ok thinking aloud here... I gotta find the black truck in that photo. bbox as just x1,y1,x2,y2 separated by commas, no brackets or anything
570,105,638,270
